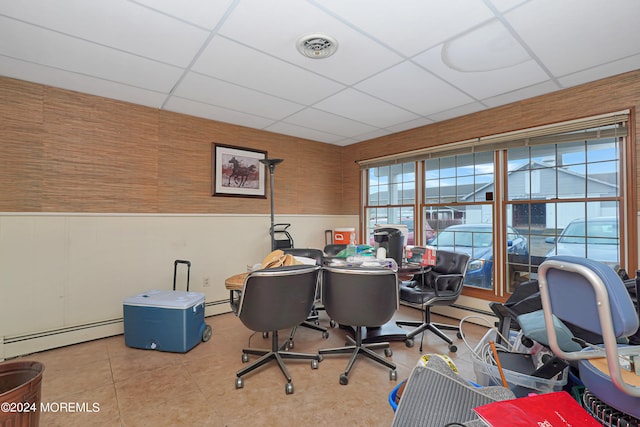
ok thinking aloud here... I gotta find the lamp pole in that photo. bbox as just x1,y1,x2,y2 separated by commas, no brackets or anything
260,158,284,251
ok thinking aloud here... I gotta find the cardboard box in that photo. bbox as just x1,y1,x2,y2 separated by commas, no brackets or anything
406,246,437,266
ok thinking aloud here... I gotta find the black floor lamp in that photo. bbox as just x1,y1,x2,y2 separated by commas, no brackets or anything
260,158,284,251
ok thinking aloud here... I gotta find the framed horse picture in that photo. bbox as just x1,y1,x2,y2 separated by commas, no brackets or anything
212,144,267,198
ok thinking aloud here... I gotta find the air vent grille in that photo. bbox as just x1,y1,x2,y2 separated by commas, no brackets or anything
296,34,338,59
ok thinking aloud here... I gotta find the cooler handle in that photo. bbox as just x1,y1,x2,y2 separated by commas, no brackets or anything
173,259,191,291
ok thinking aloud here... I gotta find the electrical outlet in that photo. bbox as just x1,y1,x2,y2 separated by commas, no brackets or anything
203,276,210,287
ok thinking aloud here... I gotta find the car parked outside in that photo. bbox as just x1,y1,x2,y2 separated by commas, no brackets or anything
544,216,620,266
429,224,529,289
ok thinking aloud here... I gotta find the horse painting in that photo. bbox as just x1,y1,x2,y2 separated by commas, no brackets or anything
227,156,257,187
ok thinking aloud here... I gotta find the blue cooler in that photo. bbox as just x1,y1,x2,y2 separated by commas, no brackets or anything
123,289,209,353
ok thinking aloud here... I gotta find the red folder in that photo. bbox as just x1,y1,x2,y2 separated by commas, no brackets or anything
473,391,600,426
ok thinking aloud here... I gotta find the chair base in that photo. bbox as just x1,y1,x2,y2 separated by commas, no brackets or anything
319,328,397,385
236,330,321,394
396,319,460,352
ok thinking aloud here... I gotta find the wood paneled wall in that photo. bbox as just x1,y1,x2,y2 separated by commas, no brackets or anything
2,71,639,217
0,77,345,215
342,70,640,214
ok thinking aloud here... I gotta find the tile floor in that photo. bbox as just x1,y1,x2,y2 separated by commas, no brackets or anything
11,305,490,427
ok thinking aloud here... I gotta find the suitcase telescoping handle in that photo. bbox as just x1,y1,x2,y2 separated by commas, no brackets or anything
173,259,191,291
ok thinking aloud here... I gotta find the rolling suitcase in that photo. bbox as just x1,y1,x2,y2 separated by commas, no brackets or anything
123,259,212,352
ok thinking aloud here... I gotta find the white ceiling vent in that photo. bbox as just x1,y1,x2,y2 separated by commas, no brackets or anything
296,34,338,59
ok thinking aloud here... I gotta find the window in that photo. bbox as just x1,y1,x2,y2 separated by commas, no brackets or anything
365,163,416,245
361,112,630,298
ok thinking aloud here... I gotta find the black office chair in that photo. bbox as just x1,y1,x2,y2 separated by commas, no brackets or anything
282,248,330,346
319,266,399,385
396,250,470,352
234,264,321,395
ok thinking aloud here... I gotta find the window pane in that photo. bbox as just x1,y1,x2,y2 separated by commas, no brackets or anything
530,145,556,169
368,162,415,207
587,160,619,197
426,204,495,289
366,206,416,245
558,141,586,166
426,153,495,204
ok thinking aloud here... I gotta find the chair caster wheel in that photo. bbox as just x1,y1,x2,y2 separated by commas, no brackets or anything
405,339,414,348
339,374,349,385
314,320,320,325
456,331,463,339
390,370,398,381
263,332,269,338
330,320,336,328
311,359,319,369
384,348,393,357
235,377,244,389
241,353,249,363
322,331,329,339
285,382,294,394
202,324,212,342
449,344,458,353
287,340,294,350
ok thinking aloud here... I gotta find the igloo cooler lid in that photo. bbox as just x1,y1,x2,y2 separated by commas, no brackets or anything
124,289,204,309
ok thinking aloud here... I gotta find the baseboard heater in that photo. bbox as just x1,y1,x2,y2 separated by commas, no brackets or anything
2,298,232,360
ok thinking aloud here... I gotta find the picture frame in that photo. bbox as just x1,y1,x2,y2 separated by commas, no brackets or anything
212,143,267,198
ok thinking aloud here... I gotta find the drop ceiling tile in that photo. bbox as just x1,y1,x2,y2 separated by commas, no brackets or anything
172,72,304,120
0,56,168,108
427,102,487,123
506,0,640,76
413,31,549,100
316,0,494,57
487,0,528,12
557,54,640,88
163,97,275,129
0,17,183,93
355,61,474,116
131,0,235,30
481,80,559,108
0,0,209,67
332,137,359,146
351,128,392,142
193,36,345,104
217,0,403,85
385,117,435,134
282,108,378,137
265,122,345,144
313,89,420,128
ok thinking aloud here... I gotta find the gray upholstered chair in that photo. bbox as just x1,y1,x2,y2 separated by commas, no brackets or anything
538,256,640,420
319,266,399,385
396,250,470,352
235,264,321,395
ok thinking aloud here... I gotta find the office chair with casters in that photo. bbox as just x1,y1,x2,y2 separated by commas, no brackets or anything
396,250,470,352
538,256,640,421
235,265,321,395
282,248,330,347
319,266,399,385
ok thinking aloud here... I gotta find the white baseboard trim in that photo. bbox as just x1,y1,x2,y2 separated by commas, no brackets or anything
2,299,232,361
